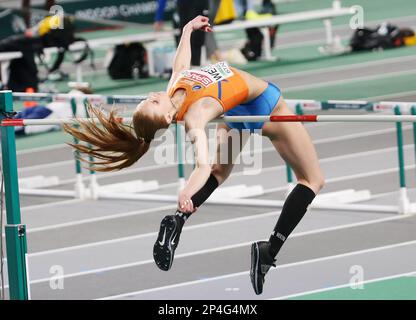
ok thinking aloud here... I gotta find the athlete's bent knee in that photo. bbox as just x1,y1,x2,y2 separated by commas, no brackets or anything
298,174,325,195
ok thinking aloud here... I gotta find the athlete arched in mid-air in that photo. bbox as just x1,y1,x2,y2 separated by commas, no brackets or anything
65,16,324,295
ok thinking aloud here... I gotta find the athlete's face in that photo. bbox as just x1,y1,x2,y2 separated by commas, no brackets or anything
136,91,173,124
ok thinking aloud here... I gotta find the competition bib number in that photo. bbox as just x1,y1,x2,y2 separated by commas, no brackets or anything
181,62,234,87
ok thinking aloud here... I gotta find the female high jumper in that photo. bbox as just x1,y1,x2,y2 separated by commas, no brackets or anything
65,15,325,295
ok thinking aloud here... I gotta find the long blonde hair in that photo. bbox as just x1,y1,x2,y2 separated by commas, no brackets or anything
63,105,168,172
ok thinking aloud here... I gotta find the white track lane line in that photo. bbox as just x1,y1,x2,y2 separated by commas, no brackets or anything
270,26,415,51
24,143,413,232
134,145,416,195
271,271,416,300
16,144,68,155
27,200,407,257
27,210,408,261
44,124,414,186
19,159,75,173
18,142,177,173
26,204,177,233
96,240,416,300
24,161,407,233
259,123,412,152
273,14,416,39
17,121,329,173
263,55,416,82
24,213,412,283
263,164,416,195
22,199,83,211
360,90,416,102
233,143,413,177
285,69,416,93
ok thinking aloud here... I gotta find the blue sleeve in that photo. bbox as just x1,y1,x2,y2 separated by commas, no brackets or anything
155,0,168,22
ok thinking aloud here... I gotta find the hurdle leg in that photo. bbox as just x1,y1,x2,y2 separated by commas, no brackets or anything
0,60,9,88
76,64,83,83
394,106,410,214
411,105,416,212
176,123,186,192
319,18,346,55
412,105,416,173
70,98,86,199
260,27,276,61
0,90,29,300
82,98,99,200
323,18,334,46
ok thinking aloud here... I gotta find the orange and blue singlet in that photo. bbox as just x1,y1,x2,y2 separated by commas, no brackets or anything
169,62,281,132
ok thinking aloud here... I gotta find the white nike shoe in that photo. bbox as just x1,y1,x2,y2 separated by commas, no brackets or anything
153,215,183,271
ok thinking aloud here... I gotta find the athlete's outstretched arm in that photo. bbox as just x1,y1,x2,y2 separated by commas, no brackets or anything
167,15,212,91
178,116,211,213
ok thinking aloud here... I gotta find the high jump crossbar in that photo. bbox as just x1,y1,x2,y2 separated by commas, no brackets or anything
3,115,416,127
11,92,414,112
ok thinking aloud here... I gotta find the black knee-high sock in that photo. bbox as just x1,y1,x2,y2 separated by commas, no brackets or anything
175,174,219,227
268,184,316,258
191,174,219,208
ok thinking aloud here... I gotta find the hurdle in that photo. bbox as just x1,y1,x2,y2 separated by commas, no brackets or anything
7,91,416,213
4,112,416,212
6,114,416,125
8,92,416,207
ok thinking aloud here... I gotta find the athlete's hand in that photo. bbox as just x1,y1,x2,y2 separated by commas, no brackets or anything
186,15,213,33
178,192,196,213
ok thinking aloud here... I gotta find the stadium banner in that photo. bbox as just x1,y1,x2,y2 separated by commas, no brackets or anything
44,0,175,24
0,0,175,39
